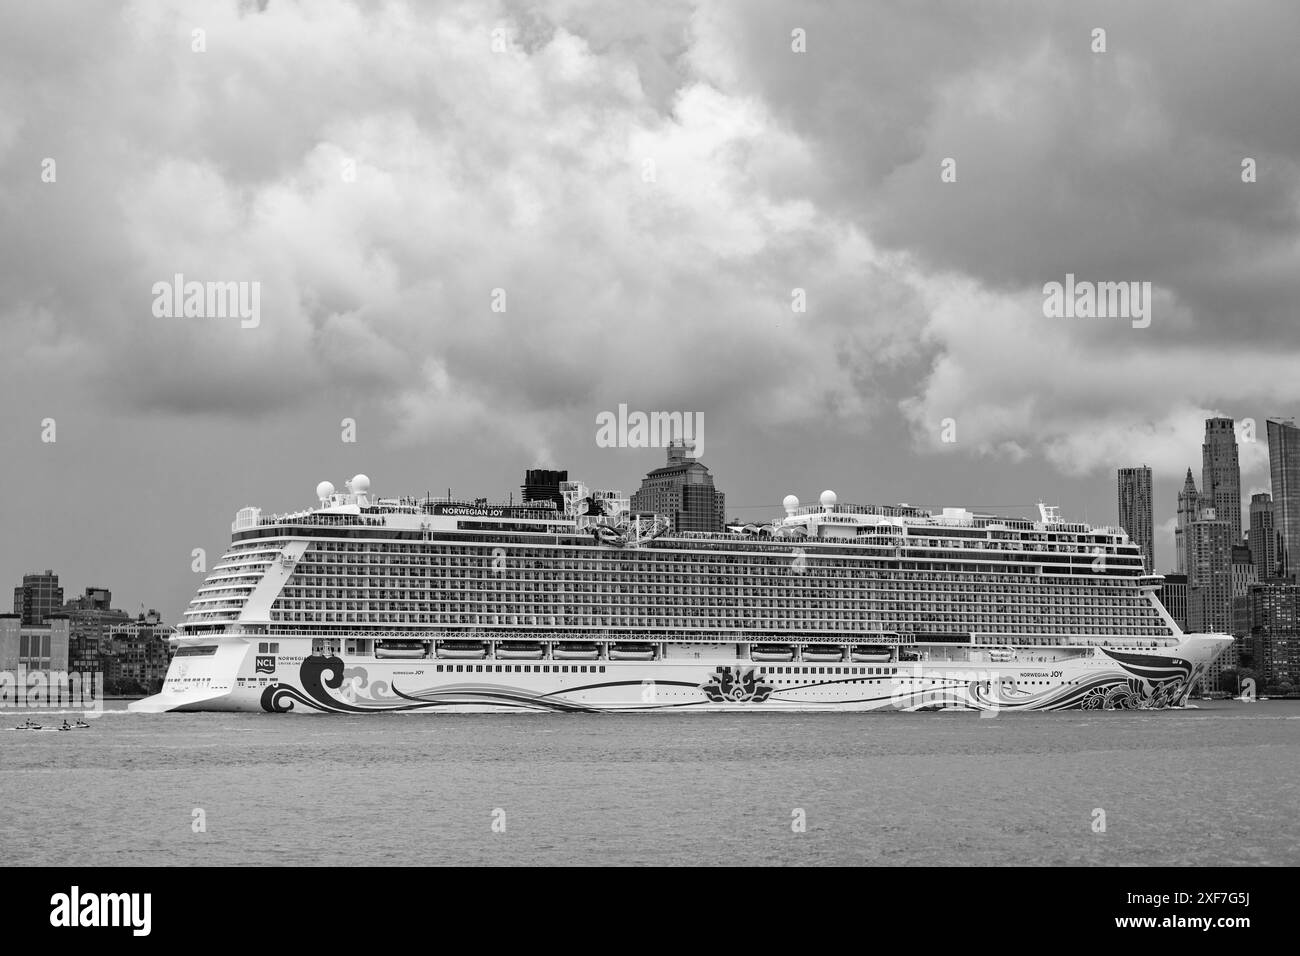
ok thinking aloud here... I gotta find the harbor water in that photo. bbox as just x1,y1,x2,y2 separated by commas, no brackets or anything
2,700,1297,866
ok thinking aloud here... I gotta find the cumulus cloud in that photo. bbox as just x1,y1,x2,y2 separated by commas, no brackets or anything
0,0,933,462
2,0,1298,472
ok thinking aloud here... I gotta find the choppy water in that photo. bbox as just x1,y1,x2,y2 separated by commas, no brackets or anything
1,700,1297,866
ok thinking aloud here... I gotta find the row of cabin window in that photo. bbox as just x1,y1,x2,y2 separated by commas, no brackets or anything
767,666,899,675
436,664,607,673
426,664,900,676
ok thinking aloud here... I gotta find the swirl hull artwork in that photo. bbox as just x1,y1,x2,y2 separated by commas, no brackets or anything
130,636,1229,714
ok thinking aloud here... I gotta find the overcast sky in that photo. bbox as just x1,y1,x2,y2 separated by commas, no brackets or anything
3,0,1299,620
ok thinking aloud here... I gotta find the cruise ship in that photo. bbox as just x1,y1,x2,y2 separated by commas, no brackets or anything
131,473,1231,715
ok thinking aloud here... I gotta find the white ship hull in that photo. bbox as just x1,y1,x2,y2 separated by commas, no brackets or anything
131,634,1230,714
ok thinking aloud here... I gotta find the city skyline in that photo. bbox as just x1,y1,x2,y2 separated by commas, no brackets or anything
3,415,1292,623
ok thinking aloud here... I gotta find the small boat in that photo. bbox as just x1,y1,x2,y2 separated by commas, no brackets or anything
497,642,545,660
12,721,41,731
375,640,427,659
803,646,844,662
553,643,600,660
436,641,489,659
74,720,92,729
852,645,893,662
608,643,655,661
752,644,794,662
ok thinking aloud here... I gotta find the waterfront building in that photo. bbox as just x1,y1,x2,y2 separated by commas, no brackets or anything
1231,545,1257,600
1267,418,1300,580
1117,466,1154,572
1175,470,1202,575
1249,493,1278,581
0,614,71,673
12,570,64,626
1201,418,1243,544
64,587,113,612
630,441,726,533
104,615,175,693
1187,510,1233,634
1245,583,1300,689
1157,573,1188,632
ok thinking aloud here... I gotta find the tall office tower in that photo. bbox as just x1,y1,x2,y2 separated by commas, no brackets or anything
1187,510,1233,635
1175,469,1201,575
1117,466,1154,571
521,469,568,511
1267,418,1300,581
1157,573,1188,632
1246,583,1300,689
630,441,726,532
1249,493,1278,580
1202,417,1243,544
12,570,63,626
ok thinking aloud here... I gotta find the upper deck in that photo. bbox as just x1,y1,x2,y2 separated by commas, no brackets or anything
177,473,1167,644
227,477,1146,573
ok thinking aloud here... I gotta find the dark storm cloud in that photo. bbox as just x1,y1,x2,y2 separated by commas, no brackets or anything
2,0,1297,522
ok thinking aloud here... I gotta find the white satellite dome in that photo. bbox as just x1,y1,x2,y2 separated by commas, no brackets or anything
316,481,335,500
782,494,799,513
819,489,837,509
351,474,371,493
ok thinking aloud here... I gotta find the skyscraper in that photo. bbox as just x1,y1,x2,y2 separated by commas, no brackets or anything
1175,469,1201,575
1202,417,1243,544
1157,573,1188,632
1246,582,1300,689
1267,418,1300,581
12,570,63,626
1249,492,1278,580
630,441,726,532
1116,466,1154,571
1187,510,1233,636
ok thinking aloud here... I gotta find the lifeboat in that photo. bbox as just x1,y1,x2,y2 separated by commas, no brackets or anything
608,643,655,661
802,646,844,662
436,641,489,659
751,644,795,662
375,640,427,659
553,643,600,660
497,642,544,660
851,645,892,662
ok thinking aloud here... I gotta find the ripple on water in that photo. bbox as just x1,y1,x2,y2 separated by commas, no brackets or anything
1,700,1296,866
